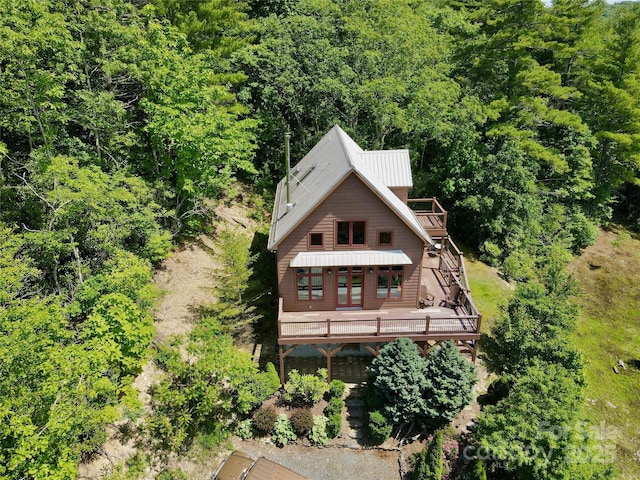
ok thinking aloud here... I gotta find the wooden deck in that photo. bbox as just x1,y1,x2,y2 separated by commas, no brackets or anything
278,255,481,345
411,198,448,238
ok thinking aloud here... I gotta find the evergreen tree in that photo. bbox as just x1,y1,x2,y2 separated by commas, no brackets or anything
422,341,478,428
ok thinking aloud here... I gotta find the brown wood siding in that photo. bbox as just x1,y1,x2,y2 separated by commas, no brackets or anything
277,173,425,312
390,187,408,204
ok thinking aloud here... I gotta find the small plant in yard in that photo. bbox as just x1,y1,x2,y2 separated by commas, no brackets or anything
235,418,254,440
308,415,329,446
290,408,314,437
272,414,297,447
263,362,281,393
252,405,277,433
411,431,443,480
367,410,392,445
325,412,342,439
324,396,344,417
327,379,346,399
283,368,328,405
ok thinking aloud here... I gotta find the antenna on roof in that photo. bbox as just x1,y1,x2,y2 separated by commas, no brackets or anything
285,130,293,212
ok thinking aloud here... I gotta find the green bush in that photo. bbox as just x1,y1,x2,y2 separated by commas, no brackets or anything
290,408,314,437
467,459,487,480
157,468,189,480
325,412,342,439
367,410,392,445
327,379,346,399
308,415,329,446
324,397,344,418
283,368,328,405
411,432,443,480
263,362,281,392
272,414,297,447
235,418,254,440
252,405,277,433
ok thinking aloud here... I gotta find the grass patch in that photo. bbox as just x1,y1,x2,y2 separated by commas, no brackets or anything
458,243,513,332
569,227,640,480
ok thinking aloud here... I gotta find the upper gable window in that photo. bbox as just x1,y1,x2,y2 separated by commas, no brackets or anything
378,231,393,246
309,232,323,248
336,221,366,246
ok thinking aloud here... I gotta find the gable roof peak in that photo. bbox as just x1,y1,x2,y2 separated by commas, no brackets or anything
267,125,431,250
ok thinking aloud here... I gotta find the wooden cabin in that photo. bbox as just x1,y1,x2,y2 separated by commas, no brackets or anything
267,126,481,383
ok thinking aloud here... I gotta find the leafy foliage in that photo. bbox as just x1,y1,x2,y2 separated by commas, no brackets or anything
283,369,328,406
411,431,443,480
308,415,329,446
327,379,346,399
367,410,392,445
271,414,297,446
235,419,254,440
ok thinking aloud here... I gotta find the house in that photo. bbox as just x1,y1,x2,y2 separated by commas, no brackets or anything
267,126,481,383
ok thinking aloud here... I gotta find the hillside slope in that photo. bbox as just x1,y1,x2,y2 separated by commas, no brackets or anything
569,228,640,480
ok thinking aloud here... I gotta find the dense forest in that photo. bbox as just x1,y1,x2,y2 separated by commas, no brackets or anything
0,0,638,478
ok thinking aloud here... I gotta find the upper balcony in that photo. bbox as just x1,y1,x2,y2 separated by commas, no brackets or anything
409,197,448,239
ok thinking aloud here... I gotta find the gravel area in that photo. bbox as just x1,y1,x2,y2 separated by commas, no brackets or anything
229,438,402,480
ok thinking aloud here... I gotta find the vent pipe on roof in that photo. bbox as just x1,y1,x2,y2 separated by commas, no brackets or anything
285,131,293,212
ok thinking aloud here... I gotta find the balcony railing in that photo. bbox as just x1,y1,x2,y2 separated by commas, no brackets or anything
277,298,481,343
409,197,448,236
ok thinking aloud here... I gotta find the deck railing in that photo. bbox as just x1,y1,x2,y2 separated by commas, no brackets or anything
278,310,480,340
408,197,447,232
439,236,472,292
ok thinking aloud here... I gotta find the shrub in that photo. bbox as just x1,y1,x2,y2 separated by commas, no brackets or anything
411,449,429,480
367,410,392,445
272,414,297,447
327,379,346,399
235,418,254,440
325,412,342,439
467,459,487,480
290,408,314,437
157,468,189,480
308,415,329,446
252,405,277,433
263,362,281,392
411,432,443,480
425,431,443,479
324,397,344,418
283,369,328,405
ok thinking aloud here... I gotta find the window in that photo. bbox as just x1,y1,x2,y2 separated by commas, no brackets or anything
309,232,323,248
297,267,323,301
336,221,366,246
378,231,393,246
377,265,403,299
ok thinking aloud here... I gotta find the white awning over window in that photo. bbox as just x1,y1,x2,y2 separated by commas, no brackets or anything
289,250,412,267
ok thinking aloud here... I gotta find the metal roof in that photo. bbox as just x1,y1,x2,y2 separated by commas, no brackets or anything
359,150,413,187
289,250,413,267
267,125,432,250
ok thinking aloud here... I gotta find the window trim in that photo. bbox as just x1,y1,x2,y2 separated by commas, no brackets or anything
376,265,404,300
377,230,394,247
308,232,324,249
335,220,367,247
296,267,324,302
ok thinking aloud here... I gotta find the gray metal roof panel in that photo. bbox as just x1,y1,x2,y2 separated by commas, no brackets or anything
359,150,413,187
267,125,432,250
289,250,412,267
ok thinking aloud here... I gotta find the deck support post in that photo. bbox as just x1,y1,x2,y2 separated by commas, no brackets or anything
278,345,285,385
425,315,431,334
326,318,331,337
376,317,381,335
